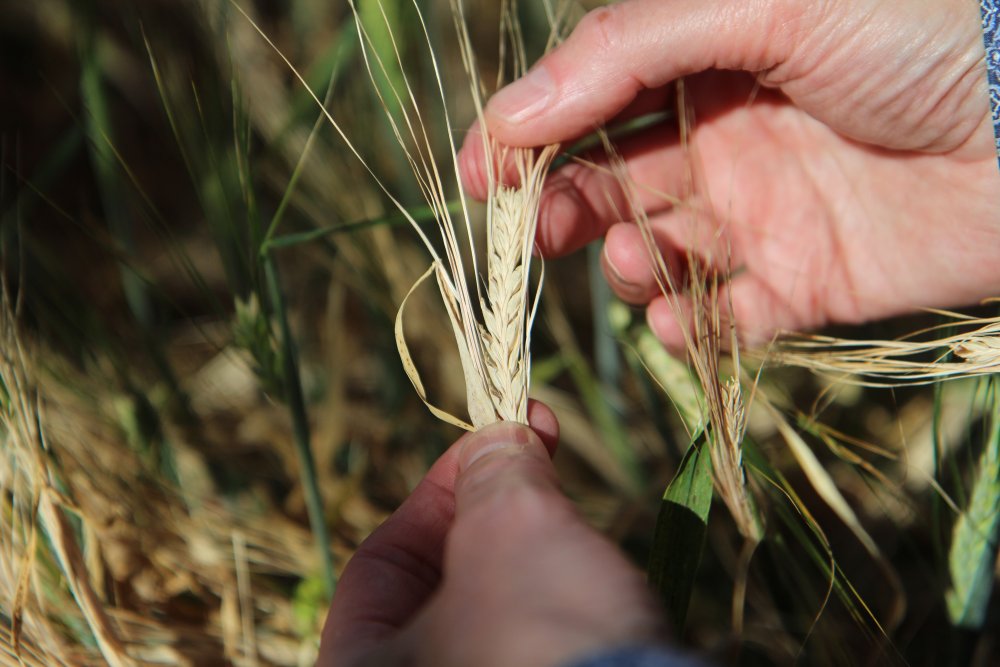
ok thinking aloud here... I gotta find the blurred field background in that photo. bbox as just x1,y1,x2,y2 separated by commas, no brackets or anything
1,1,997,665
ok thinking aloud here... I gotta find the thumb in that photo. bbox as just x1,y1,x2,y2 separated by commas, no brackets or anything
453,421,566,523
408,423,666,667
484,0,801,146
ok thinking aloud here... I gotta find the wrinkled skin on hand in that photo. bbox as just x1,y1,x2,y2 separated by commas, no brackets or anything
459,0,1000,348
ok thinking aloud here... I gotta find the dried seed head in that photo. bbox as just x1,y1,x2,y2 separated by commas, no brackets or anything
952,336,1000,368
774,317,1000,385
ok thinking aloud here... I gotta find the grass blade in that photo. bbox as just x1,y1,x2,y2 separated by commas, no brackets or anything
648,435,713,630
263,254,336,598
265,200,459,251
946,379,1000,629
78,9,153,329
589,242,622,395
545,287,642,490
767,401,883,559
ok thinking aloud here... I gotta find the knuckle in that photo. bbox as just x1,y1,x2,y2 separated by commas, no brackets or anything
749,0,818,77
575,5,626,55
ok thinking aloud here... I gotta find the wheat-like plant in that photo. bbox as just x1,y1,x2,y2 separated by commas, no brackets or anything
479,146,559,423
598,93,762,544
236,0,560,429
374,0,560,429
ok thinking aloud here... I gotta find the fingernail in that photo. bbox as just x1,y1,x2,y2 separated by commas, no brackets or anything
603,243,630,285
487,65,555,123
647,298,685,353
459,422,534,472
647,305,669,344
602,243,648,304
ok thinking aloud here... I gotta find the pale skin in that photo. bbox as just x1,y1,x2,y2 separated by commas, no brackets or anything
461,0,1000,349
321,1,1000,665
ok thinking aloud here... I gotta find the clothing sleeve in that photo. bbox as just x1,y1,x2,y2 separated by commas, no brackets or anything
980,0,1000,166
561,645,711,667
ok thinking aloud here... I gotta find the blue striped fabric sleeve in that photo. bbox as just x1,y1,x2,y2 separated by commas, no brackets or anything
563,645,710,667
982,0,1000,168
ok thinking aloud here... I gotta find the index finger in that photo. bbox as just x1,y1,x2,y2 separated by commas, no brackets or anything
483,0,798,147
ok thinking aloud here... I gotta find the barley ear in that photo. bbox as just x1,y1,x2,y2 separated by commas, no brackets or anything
479,145,559,424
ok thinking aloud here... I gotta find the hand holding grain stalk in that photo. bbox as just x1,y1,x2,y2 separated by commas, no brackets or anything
320,0,1000,665
460,0,1000,349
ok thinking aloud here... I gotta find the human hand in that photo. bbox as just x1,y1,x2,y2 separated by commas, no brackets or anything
318,403,663,667
459,0,1000,347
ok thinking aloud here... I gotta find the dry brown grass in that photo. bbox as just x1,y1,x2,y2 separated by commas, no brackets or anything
771,307,1000,385
1,282,329,665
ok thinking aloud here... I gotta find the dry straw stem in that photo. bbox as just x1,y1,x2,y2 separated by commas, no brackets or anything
771,306,1000,385
1,286,132,667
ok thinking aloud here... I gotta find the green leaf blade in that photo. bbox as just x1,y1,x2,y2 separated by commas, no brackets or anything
648,437,714,630
946,383,1000,629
